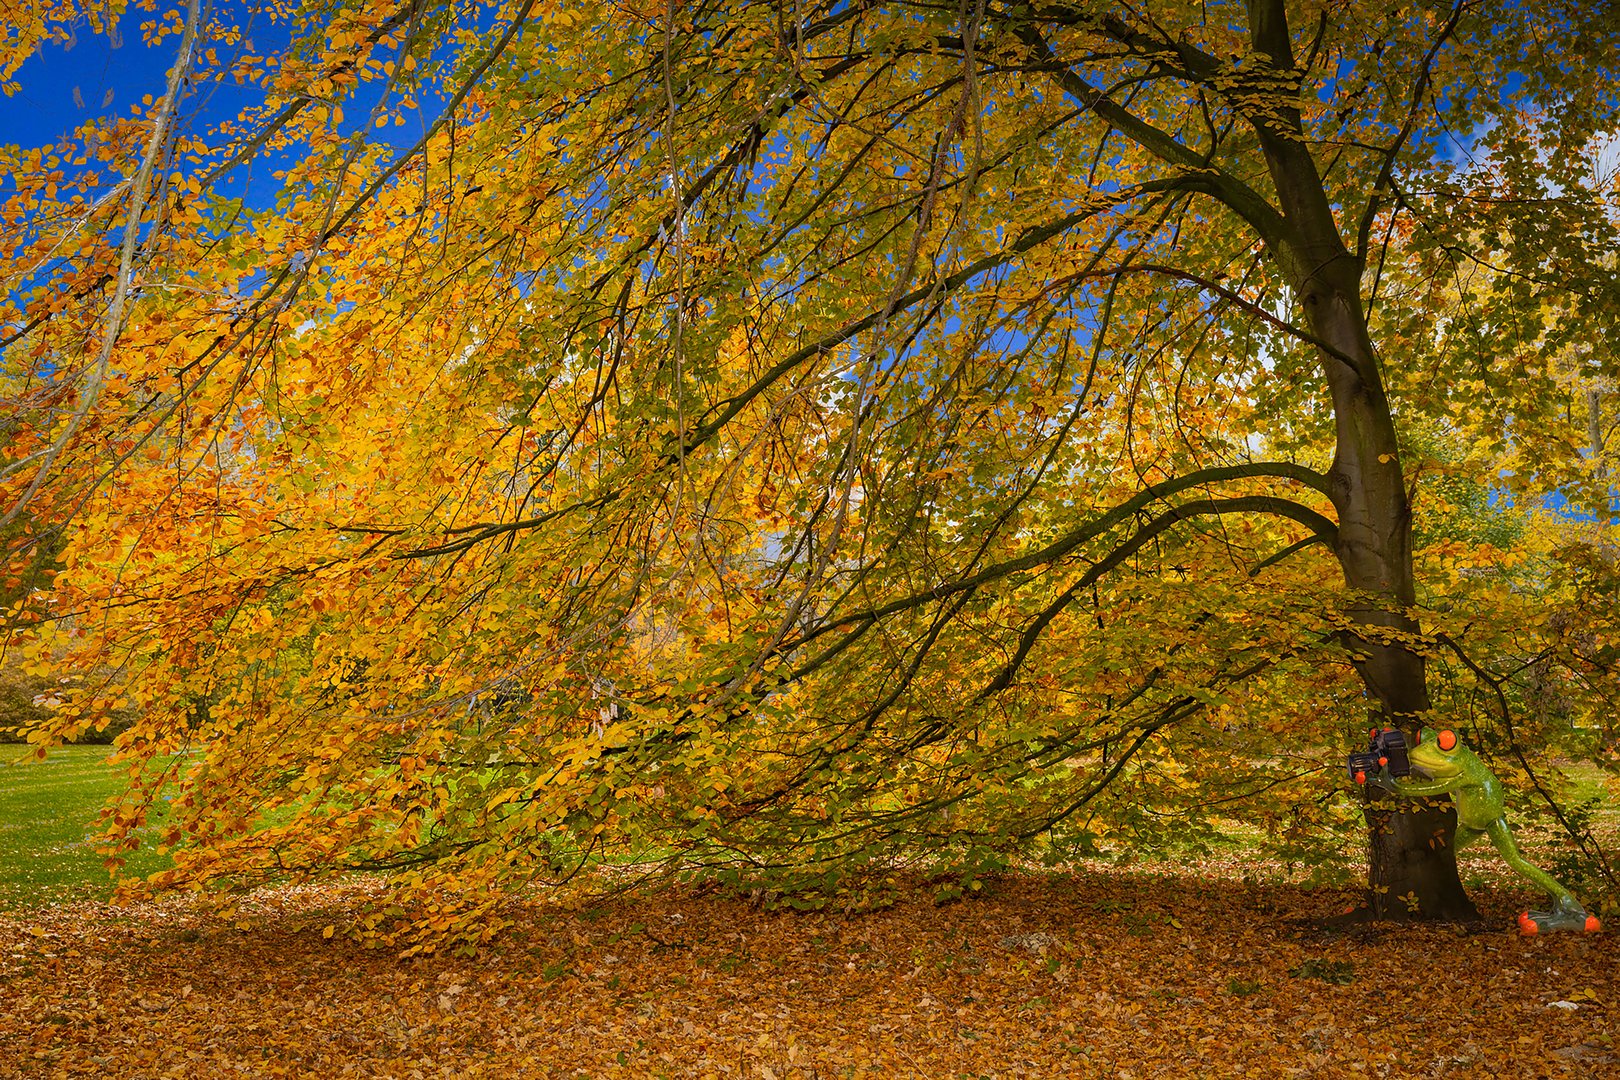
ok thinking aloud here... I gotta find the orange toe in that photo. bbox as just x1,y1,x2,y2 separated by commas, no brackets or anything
1518,912,1538,935
1585,915,1602,933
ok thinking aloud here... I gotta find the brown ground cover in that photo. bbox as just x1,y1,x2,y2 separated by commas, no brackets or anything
1,871,1614,1078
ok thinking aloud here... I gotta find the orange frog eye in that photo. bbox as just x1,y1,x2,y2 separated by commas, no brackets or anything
1437,730,1457,752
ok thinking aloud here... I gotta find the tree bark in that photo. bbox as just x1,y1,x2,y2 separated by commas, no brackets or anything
1307,262,1478,921
1246,0,1478,921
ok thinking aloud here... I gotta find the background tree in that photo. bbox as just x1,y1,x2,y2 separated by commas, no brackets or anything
3,0,1618,943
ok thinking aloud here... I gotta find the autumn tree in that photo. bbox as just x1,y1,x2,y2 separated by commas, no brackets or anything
3,0,1618,941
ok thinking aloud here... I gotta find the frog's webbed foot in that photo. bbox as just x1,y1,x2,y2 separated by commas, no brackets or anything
1517,902,1602,935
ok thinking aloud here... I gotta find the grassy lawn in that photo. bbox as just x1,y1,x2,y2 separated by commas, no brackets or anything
0,744,170,909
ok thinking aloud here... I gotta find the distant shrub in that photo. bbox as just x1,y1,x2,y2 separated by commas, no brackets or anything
0,663,134,745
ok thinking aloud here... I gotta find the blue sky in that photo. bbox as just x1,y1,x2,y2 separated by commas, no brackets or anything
3,28,173,150
0,4,492,219
0,12,297,153
0,10,313,235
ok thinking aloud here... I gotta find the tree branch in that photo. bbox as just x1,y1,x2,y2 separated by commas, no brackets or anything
979,494,1337,696
0,0,202,528
800,464,1334,646
1016,22,1296,262
1353,0,1471,263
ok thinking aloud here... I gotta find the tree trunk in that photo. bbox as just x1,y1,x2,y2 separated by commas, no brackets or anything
1305,267,1478,921
1361,788,1479,921
1312,270,1479,922
1245,0,1478,923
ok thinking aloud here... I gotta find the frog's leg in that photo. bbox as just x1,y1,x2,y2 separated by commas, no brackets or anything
1453,826,1485,853
1482,819,1601,934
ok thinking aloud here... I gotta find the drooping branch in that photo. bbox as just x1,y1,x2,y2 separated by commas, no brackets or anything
389,182,1225,564
398,493,623,559
798,463,1333,650
978,494,1337,695
1033,261,1363,369
669,177,1206,468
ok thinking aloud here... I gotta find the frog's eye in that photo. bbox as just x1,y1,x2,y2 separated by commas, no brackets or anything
1437,729,1457,752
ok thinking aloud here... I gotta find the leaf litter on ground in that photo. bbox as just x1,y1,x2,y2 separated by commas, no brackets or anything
0,868,1615,1078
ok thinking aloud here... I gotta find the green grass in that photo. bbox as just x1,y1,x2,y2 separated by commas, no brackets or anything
0,744,171,909
1556,762,1620,820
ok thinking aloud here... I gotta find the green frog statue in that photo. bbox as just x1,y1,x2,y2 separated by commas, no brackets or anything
1356,726,1601,935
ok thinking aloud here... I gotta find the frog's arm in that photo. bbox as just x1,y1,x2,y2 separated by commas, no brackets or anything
1389,774,1463,798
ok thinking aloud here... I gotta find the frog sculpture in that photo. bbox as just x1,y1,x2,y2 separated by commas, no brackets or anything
1355,726,1601,935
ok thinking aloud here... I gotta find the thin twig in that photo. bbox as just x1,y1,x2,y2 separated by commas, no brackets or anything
0,0,202,527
